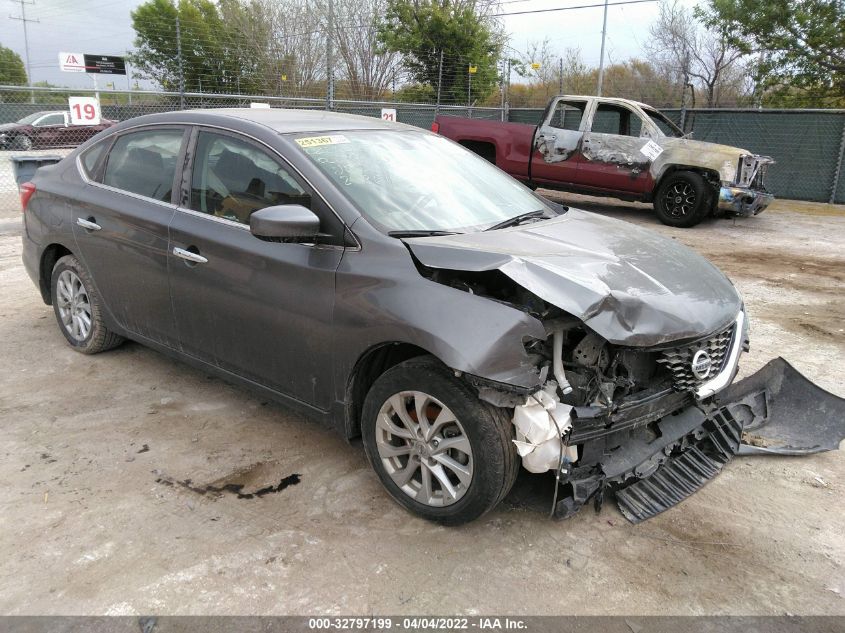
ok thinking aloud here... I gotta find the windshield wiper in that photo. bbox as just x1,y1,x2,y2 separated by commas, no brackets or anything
387,230,460,238
484,209,548,231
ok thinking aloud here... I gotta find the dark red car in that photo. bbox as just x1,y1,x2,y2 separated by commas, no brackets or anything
0,111,115,150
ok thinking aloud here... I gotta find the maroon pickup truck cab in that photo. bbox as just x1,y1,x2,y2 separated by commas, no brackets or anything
433,95,773,227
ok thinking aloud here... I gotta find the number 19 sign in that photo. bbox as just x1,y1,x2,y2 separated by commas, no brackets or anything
68,97,102,126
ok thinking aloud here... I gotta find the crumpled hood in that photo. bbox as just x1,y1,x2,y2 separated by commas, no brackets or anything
405,209,741,347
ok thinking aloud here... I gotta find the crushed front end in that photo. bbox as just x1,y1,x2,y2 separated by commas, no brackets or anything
402,212,843,523
718,154,775,217
507,311,845,523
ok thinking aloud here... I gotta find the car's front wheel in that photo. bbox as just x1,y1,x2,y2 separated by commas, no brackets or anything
50,255,124,354
654,171,713,228
362,356,519,525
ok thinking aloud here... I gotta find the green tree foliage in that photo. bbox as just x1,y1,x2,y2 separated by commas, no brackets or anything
1,43,28,102
377,0,502,104
130,0,266,94
698,0,845,104
0,44,27,86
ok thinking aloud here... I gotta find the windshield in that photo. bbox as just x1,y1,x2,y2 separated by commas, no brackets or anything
643,108,684,138
16,112,45,125
294,130,551,233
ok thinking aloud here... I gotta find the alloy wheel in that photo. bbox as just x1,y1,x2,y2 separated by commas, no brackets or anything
375,390,473,507
663,182,697,218
56,269,92,341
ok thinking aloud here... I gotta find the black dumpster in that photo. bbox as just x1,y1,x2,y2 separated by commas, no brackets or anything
9,155,63,188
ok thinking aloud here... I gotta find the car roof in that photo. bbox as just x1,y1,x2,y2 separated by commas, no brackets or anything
558,95,654,110
108,107,413,135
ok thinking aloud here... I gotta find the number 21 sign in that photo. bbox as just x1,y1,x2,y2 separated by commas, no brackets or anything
68,97,102,126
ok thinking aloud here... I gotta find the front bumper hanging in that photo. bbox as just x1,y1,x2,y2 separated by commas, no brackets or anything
552,358,845,523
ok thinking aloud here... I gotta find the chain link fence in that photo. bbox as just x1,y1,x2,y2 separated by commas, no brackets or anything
3,87,845,214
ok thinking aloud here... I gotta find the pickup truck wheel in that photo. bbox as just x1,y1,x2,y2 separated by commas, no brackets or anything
51,255,125,354
361,356,519,525
654,171,711,228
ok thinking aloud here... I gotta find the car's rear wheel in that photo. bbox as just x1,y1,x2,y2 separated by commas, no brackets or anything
362,356,519,525
12,135,32,151
654,171,712,228
51,255,124,354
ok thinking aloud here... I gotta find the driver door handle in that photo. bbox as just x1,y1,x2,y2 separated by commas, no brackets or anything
76,218,101,231
173,247,208,264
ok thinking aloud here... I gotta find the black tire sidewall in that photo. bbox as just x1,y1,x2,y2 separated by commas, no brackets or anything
50,255,105,352
361,357,516,525
655,171,711,228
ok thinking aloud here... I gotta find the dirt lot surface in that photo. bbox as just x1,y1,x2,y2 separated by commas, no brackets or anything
0,191,843,616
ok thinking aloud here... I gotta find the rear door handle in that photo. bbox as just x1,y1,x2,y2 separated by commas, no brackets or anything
173,247,208,264
76,218,101,231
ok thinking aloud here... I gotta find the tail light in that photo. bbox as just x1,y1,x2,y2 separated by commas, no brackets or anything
431,121,440,134
20,182,36,212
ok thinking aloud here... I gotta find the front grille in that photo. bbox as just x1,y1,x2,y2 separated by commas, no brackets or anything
657,323,736,392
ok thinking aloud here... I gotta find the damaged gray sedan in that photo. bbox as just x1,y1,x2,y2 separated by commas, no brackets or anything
21,109,845,525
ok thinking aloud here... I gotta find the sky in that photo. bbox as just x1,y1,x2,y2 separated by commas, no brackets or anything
1,0,700,90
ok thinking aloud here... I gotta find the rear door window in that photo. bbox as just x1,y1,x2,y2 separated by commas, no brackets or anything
80,140,108,181
103,129,185,202
591,103,646,137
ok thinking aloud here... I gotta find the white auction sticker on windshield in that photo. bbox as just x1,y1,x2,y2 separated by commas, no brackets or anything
640,140,664,161
295,134,350,148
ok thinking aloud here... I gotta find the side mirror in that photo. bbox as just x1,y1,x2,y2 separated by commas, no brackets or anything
249,205,320,240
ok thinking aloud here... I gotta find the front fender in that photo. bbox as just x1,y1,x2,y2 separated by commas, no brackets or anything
332,248,548,403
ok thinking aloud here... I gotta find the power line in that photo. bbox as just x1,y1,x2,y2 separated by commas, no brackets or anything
493,0,658,17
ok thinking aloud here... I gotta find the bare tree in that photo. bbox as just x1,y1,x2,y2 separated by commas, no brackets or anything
256,0,326,97
646,0,747,107
560,47,593,95
327,0,402,100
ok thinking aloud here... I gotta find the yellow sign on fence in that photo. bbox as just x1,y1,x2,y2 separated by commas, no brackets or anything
468,65,477,74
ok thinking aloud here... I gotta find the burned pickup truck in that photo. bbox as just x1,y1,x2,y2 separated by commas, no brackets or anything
433,95,774,228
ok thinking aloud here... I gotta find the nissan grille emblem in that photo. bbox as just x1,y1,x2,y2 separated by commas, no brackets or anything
691,350,712,380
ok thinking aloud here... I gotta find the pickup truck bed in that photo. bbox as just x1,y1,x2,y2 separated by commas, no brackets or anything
433,117,536,183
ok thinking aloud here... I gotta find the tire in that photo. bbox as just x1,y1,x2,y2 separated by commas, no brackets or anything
654,171,713,228
12,135,33,151
362,356,519,525
50,255,124,354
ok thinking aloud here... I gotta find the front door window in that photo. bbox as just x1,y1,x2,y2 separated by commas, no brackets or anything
190,131,310,224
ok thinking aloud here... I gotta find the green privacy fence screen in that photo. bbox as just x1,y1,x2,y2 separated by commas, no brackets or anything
508,107,845,204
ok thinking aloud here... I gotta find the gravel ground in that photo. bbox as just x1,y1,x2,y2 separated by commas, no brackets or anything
0,191,843,615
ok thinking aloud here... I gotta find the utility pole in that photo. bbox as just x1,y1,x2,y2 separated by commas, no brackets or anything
175,14,185,109
558,57,563,95
467,67,472,109
9,0,38,104
126,50,132,106
326,0,334,110
596,0,609,96
754,50,766,110
500,59,506,122
504,58,511,122
435,50,444,115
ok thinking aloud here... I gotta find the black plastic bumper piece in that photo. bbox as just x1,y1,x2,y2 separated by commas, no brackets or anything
615,409,743,523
